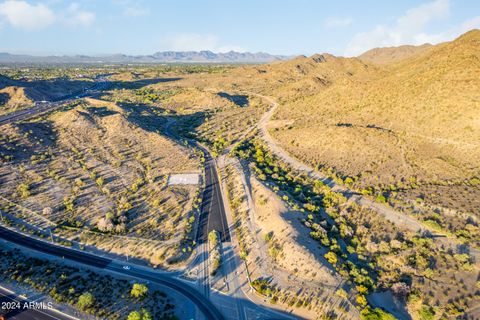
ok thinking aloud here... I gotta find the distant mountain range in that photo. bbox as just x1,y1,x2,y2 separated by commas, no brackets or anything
0,51,291,64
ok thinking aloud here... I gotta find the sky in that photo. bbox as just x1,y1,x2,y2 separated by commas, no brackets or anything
0,0,479,57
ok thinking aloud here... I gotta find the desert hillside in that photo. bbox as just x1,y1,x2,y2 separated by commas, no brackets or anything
264,29,480,217
358,43,433,64
0,86,33,114
0,98,201,265
0,74,93,102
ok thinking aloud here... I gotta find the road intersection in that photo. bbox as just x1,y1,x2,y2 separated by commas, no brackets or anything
0,85,298,319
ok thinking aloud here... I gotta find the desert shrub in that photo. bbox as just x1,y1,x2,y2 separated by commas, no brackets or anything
131,283,149,299
418,305,435,320
77,292,95,311
360,307,396,320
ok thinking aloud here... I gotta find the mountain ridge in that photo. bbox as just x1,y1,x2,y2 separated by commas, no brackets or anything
0,50,291,64
358,43,433,64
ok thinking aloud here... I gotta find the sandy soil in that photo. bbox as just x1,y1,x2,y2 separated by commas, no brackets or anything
250,176,339,286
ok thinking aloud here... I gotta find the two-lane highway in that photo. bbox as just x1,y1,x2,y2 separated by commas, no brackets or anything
0,225,224,320
0,77,108,127
196,153,231,244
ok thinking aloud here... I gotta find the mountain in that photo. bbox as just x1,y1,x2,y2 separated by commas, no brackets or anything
0,50,290,64
240,29,480,215
358,43,433,64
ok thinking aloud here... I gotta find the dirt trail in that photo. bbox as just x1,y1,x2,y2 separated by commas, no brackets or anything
250,93,480,263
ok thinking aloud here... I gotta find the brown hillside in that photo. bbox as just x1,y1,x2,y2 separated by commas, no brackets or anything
268,29,480,215
0,86,33,115
358,43,432,64
0,99,200,265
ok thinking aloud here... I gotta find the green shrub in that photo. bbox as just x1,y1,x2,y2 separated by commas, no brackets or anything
418,305,435,320
360,307,396,320
77,292,95,311
131,283,149,299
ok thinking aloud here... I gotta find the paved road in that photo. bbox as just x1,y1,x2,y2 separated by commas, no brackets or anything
0,287,71,320
0,90,289,319
197,153,231,244
0,78,108,126
164,119,230,245
0,101,70,126
0,85,228,319
0,226,224,320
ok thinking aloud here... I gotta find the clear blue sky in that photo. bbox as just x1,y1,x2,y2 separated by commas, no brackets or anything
0,0,479,56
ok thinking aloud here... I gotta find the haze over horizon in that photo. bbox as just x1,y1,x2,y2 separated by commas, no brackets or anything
0,0,479,57
1,1,480,319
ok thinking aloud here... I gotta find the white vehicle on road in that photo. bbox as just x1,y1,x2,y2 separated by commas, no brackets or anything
123,265,131,270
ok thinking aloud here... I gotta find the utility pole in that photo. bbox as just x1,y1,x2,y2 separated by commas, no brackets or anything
49,229,54,244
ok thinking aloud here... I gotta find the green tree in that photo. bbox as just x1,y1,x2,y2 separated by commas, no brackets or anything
96,177,105,187
324,251,338,265
141,309,152,320
127,309,153,320
376,194,387,203
239,250,248,261
356,294,368,306
130,283,149,299
17,183,30,198
208,230,219,247
127,311,142,320
77,292,95,310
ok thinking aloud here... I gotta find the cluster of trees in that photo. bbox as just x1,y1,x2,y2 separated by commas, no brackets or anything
263,231,282,260
135,88,162,104
96,211,128,234
0,248,176,319
208,230,222,276
234,140,378,307
234,138,480,318
211,136,228,157
131,283,149,299
77,292,95,311
127,309,152,320
251,278,276,297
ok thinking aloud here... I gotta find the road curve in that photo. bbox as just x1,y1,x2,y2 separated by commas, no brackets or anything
0,82,224,319
0,226,224,320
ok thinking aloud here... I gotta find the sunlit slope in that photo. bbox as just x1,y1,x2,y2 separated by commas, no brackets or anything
358,43,433,64
268,30,479,202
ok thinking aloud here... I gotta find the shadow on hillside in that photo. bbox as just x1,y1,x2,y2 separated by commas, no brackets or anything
107,77,182,90
116,101,206,141
115,102,169,132
85,105,119,117
0,75,182,102
217,92,249,107
0,92,8,105
21,79,93,102
1,120,58,161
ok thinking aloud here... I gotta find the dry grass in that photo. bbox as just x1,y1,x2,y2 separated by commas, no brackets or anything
0,86,32,115
358,43,433,64
0,99,201,266
251,176,339,285
265,30,480,217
